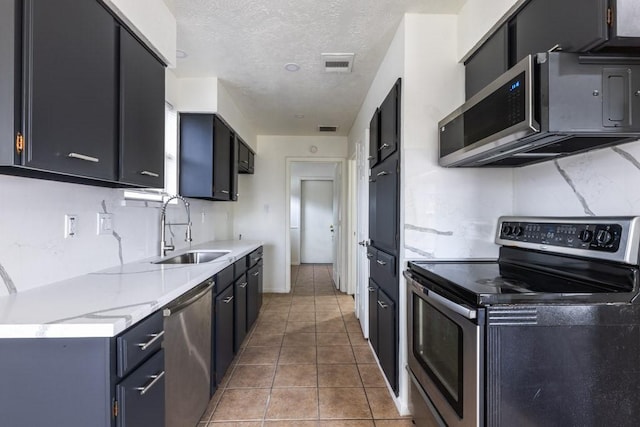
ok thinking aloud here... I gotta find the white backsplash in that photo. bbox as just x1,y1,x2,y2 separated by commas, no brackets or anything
514,139,640,216
0,174,234,296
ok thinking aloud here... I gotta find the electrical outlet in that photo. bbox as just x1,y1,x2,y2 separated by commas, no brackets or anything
97,213,114,235
65,214,78,238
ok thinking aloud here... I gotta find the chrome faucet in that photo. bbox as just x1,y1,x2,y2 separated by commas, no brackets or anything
160,195,192,256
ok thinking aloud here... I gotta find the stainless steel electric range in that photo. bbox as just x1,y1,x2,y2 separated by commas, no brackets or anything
404,216,640,427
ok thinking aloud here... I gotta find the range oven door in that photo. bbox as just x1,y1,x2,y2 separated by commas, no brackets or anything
405,271,484,427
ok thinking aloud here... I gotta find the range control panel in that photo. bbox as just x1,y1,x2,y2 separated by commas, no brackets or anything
499,221,622,252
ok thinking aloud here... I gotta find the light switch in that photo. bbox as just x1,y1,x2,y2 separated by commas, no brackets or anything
97,213,113,235
65,214,78,238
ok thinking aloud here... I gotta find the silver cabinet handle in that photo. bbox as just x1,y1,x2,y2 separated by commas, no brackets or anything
223,296,234,304
366,253,373,259
376,259,387,266
378,143,390,151
221,190,230,194
253,271,260,276
135,371,165,396
240,282,248,288
241,160,249,164
136,330,165,351
376,171,389,176
377,300,388,309
367,155,374,160
68,152,99,163
368,287,375,292
368,178,375,182
140,170,159,177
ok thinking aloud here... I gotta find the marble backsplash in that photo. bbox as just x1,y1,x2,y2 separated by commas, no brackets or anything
0,174,234,296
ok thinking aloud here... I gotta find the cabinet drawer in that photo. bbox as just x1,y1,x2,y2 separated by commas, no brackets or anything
247,247,263,267
216,265,234,293
117,311,164,378
374,250,396,278
234,258,247,279
116,349,165,427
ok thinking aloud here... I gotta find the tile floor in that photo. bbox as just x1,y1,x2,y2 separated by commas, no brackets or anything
198,264,413,426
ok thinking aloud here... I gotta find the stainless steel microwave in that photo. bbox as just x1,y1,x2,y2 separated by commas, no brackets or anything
438,52,640,167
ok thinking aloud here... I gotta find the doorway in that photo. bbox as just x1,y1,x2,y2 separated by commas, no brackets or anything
286,159,346,293
300,180,334,263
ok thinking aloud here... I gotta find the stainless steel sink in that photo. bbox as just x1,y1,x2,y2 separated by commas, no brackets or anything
154,250,230,265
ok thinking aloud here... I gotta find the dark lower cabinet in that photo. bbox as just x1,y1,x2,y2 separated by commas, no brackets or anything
376,288,397,392
118,27,165,188
215,283,235,385
234,275,248,353
371,156,399,254
368,280,379,354
247,260,263,329
22,0,118,181
116,350,165,427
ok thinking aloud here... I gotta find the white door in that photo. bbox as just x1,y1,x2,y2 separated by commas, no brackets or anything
332,168,340,287
301,180,334,263
356,130,370,335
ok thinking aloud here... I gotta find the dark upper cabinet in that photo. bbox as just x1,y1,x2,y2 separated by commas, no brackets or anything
371,156,399,255
465,24,509,99
22,0,117,181
369,108,380,168
237,137,255,174
119,27,165,188
179,114,234,201
515,0,608,62
379,82,400,162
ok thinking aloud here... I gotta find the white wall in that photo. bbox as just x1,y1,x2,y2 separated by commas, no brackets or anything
217,81,257,149
234,136,348,293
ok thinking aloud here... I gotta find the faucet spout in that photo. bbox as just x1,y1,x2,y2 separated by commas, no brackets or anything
160,195,193,257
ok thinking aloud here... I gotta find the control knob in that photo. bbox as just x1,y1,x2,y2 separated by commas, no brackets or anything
578,229,593,243
596,229,614,246
513,226,523,236
502,225,513,236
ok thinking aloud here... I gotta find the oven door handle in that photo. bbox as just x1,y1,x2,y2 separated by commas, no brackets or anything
426,289,477,320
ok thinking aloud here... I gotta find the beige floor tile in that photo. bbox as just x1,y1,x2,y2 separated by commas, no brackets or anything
342,312,358,322
278,346,317,364
317,345,355,364
294,289,316,296
319,421,375,427
373,420,414,427
358,364,387,387
207,422,261,427
316,311,343,322
318,364,363,387
289,311,317,322
265,388,319,420
259,311,290,322
264,421,318,427
283,332,317,346
292,296,315,304
286,321,316,333
348,330,369,346
353,346,377,364
315,303,342,312
237,346,280,365
317,332,351,346
211,389,270,421
247,333,284,347
345,321,364,333
365,388,401,419
316,318,347,333
315,296,338,304
254,321,287,334
273,364,318,387
290,303,316,312
227,365,275,388
319,387,372,419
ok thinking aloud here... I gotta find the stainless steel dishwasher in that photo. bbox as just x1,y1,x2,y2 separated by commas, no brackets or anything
163,277,214,427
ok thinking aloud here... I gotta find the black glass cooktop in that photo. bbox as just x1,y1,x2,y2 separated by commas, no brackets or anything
408,256,638,306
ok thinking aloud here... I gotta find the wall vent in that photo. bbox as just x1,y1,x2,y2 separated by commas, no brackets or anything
318,125,339,132
321,53,354,73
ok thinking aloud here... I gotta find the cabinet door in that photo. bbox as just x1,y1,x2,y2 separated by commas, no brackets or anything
248,150,255,173
465,24,509,99
372,156,398,254
379,84,399,162
215,284,235,384
23,0,117,180
179,114,214,198
368,173,377,244
119,28,165,188
213,116,232,200
238,139,250,173
369,108,380,168
247,262,261,329
116,350,165,427
368,280,379,353
515,0,607,62
377,288,397,393
234,275,248,352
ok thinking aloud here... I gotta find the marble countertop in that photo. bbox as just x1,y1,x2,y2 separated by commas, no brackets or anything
0,240,262,339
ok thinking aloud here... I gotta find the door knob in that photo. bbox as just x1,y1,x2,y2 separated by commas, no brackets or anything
330,225,335,232
358,240,369,247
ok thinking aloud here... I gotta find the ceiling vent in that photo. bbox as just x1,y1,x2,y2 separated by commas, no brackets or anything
318,125,339,132
322,53,354,73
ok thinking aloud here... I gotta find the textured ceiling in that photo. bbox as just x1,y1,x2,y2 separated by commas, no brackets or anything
173,0,465,136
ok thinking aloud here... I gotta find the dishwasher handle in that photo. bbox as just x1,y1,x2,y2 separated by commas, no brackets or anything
163,280,215,317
